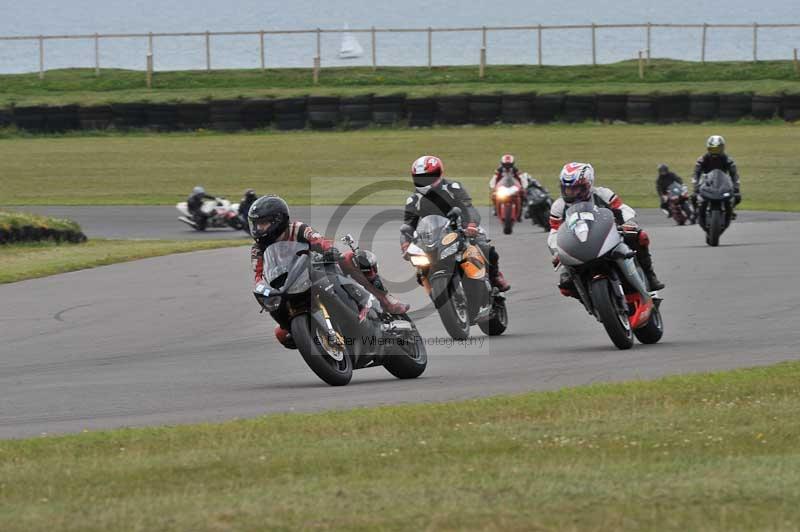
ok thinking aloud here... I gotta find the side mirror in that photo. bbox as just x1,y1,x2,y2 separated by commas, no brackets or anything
400,223,416,240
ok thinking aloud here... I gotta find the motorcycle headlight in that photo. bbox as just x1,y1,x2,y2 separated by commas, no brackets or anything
497,186,519,200
440,242,458,259
409,254,431,267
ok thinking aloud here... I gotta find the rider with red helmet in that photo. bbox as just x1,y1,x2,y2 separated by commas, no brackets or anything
249,195,409,349
401,155,510,291
548,162,664,295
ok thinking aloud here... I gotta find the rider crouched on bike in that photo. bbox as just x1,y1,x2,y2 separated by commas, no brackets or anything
402,155,510,292
548,162,665,296
691,135,742,218
249,195,410,349
656,163,694,223
489,154,532,213
187,186,217,227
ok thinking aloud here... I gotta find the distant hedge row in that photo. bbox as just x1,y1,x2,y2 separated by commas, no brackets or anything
1,93,799,132
0,212,87,245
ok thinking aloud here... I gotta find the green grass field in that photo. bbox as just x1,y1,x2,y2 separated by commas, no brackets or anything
1,60,799,106
0,239,249,284
1,361,799,531
1,123,798,211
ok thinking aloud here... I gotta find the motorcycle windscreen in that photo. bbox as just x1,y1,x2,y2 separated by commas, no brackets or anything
264,241,310,285
699,170,734,200
416,215,451,247
668,182,685,198
556,202,619,266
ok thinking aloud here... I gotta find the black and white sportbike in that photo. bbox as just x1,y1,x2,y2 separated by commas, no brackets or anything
253,239,427,386
697,169,735,247
554,201,663,350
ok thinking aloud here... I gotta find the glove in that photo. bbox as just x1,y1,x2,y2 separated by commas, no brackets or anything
734,193,741,206
551,255,561,269
465,223,479,238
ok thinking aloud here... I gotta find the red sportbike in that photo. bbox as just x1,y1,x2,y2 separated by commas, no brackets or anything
492,173,524,235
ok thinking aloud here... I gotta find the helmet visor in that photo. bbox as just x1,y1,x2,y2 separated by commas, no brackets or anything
413,173,439,189
708,145,724,155
561,181,591,203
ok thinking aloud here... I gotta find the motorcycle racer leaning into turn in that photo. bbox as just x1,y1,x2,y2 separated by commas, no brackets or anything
248,195,410,349
548,162,665,297
401,155,510,292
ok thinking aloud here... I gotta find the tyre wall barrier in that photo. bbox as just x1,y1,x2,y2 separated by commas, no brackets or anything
435,95,470,125
596,94,627,122
751,95,782,120
469,95,501,125
0,225,87,245
783,94,800,122
3,93,799,133
563,95,595,123
500,93,534,123
273,97,307,130
656,94,689,123
718,93,752,122
534,94,564,122
371,95,405,126
626,95,656,124
308,96,340,130
339,95,372,129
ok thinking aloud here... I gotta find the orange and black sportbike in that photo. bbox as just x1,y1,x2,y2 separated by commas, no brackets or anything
554,201,663,350
403,207,508,339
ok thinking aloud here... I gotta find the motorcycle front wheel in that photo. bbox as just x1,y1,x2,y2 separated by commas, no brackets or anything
707,208,722,247
431,275,470,340
590,277,634,350
503,204,514,235
291,313,353,386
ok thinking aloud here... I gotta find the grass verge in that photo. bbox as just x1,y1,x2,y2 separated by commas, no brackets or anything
0,60,799,106
1,361,799,530
0,239,249,284
1,122,799,211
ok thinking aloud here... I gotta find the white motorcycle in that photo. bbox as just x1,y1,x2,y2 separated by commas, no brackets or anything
176,197,247,232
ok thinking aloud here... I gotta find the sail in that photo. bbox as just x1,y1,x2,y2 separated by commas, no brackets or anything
339,26,364,59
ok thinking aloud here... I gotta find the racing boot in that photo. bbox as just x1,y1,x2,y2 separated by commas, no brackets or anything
371,275,410,315
486,249,511,292
274,326,297,350
635,241,665,291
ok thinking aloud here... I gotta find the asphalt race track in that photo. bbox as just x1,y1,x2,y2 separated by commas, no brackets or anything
2,206,800,439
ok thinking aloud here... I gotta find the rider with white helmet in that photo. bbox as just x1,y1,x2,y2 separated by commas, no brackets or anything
548,162,665,295
692,135,742,215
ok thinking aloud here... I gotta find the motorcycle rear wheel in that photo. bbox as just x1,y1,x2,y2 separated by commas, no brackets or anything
591,278,634,350
477,297,508,336
292,314,353,386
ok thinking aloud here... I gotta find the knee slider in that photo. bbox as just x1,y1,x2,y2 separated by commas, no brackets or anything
638,230,650,247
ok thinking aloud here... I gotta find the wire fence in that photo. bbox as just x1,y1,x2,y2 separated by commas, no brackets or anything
1,22,799,79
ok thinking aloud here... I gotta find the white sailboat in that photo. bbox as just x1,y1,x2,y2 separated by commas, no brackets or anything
339,24,364,59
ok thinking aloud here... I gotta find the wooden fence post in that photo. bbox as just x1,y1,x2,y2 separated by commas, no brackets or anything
38,36,44,80
259,30,265,71
146,53,153,89
537,24,542,66
427,27,433,68
646,22,651,64
94,33,100,76
701,23,707,63
591,23,596,66
794,48,799,76
752,22,758,62
371,26,377,70
205,31,211,71
638,50,644,79
480,26,487,78
313,56,320,84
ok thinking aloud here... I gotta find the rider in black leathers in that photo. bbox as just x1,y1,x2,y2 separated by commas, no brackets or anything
691,135,742,217
401,155,510,292
187,186,217,228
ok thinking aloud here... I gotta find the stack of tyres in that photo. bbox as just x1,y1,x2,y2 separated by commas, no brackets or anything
78,105,113,130
750,94,782,120
242,100,274,130
371,95,405,126
112,103,149,130
718,93,751,122
656,94,689,123
596,94,627,122
626,95,656,124
210,100,245,131
468,95,501,125
146,104,179,132
273,98,307,130
500,93,534,124
0,108,12,128
339,95,372,130
12,106,48,132
563,95,596,123
783,93,800,122
435,95,469,125
688,94,718,122
533,94,564,122
308,97,340,130
176,103,210,130
407,97,436,127
46,106,80,132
